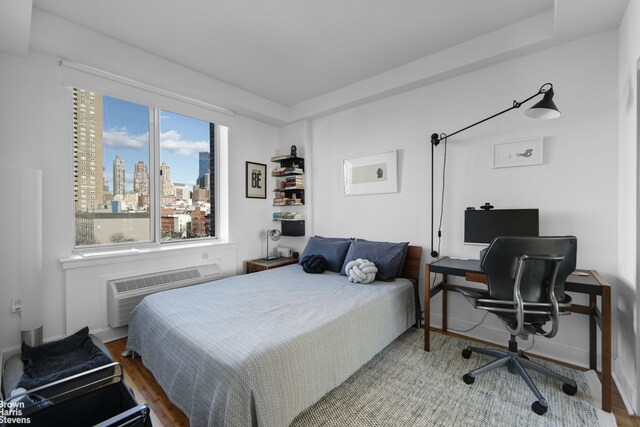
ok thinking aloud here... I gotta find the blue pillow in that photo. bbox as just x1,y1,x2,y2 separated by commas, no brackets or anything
314,235,354,243
299,236,352,273
340,239,409,281
352,238,408,277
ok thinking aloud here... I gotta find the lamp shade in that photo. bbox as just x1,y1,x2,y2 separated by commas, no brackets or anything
265,229,282,259
268,229,282,241
525,89,561,120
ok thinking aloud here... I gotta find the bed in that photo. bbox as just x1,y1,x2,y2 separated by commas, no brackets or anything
126,245,422,427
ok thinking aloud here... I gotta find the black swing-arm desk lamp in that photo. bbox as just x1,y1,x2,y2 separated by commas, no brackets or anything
429,83,561,258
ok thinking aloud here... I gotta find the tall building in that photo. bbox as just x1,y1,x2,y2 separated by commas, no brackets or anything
198,152,209,188
161,162,174,196
113,155,126,197
193,171,210,203
133,161,149,195
73,88,104,212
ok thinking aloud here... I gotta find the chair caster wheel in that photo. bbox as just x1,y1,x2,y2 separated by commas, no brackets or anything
531,401,548,415
461,348,472,359
463,374,475,385
520,354,530,360
563,383,578,396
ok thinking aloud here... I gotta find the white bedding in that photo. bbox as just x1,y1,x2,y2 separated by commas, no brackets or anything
126,264,414,426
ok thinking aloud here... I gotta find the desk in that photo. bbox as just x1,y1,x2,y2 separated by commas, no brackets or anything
424,257,611,412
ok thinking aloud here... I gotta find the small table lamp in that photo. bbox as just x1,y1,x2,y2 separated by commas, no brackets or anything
265,229,282,260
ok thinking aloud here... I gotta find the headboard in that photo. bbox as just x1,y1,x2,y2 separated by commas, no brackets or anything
400,245,423,328
400,245,422,282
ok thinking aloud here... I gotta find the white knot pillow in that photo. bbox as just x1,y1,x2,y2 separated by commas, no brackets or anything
345,258,378,284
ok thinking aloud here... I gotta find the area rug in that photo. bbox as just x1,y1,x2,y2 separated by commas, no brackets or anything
291,329,616,426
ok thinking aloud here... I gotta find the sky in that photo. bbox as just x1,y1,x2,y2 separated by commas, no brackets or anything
101,95,211,191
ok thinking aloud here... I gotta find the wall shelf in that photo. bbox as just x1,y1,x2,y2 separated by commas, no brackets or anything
271,154,305,236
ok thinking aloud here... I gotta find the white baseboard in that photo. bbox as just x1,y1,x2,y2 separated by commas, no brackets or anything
0,325,129,361
431,313,592,369
1,333,66,361
92,326,128,343
613,358,637,416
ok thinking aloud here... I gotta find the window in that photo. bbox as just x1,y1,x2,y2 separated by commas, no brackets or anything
159,110,214,242
73,88,219,248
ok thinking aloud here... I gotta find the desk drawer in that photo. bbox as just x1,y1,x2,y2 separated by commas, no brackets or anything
465,272,487,283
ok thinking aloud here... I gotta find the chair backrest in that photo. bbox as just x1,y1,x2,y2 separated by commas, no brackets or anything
481,236,577,302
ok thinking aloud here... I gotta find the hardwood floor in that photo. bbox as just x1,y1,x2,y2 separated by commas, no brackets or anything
106,335,639,427
107,338,188,427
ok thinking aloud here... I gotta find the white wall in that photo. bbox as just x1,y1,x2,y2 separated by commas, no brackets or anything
62,243,238,341
29,9,288,126
617,0,640,413
229,115,281,268
0,52,70,351
310,31,619,367
0,42,280,350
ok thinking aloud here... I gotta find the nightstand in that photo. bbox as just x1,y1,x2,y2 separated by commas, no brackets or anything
246,257,298,274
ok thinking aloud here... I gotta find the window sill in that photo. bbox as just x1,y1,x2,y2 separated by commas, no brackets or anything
60,240,238,270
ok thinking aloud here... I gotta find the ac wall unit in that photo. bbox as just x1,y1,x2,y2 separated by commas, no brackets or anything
107,264,221,328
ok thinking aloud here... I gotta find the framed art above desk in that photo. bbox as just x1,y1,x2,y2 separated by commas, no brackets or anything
424,257,612,412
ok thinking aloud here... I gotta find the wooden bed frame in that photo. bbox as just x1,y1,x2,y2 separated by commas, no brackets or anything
400,245,423,328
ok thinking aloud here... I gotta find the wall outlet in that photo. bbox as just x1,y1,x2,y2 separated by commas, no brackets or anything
11,298,22,313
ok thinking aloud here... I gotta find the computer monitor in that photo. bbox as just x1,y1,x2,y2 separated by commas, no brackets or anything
464,208,539,245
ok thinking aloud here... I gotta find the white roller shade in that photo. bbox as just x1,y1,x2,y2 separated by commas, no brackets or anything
59,59,235,127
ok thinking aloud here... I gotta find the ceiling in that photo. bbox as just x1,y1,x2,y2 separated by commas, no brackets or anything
32,0,629,108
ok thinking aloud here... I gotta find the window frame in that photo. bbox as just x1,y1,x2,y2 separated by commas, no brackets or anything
72,89,222,253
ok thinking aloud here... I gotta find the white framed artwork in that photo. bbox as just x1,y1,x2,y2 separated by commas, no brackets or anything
492,137,544,168
343,150,398,196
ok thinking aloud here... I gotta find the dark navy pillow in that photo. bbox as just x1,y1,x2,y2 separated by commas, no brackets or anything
340,239,409,281
299,236,352,273
300,254,327,274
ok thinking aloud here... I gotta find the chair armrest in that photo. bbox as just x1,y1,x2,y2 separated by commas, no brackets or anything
457,287,489,308
456,288,484,299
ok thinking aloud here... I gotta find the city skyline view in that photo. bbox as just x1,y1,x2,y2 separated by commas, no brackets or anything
73,88,215,245
102,95,211,191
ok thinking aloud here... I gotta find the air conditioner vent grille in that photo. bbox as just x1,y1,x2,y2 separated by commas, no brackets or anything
112,268,202,294
107,264,221,328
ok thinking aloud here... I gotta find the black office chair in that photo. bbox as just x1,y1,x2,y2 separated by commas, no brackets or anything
457,236,578,415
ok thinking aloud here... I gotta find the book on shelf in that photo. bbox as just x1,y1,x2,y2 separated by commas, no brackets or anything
285,177,304,185
272,167,303,175
283,167,303,174
274,198,304,206
270,154,292,162
273,212,303,221
279,182,304,191
284,212,303,220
